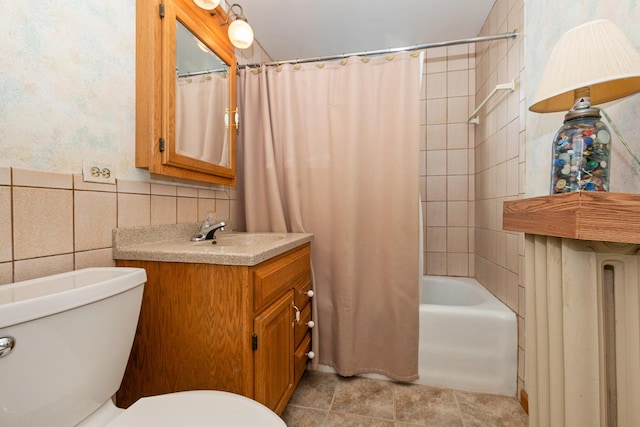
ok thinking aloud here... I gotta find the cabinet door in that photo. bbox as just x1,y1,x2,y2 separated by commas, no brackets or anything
253,291,294,413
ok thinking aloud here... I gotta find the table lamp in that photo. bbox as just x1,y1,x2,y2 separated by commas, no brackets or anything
529,19,640,194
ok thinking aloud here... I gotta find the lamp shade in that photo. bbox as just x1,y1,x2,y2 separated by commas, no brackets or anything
193,0,220,10
228,19,254,49
530,19,640,113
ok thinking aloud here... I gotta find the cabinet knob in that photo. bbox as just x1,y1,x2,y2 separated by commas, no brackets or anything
306,351,315,360
306,320,315,329
306,290,314,297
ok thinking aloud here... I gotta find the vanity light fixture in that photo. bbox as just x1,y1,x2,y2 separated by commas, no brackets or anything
193,1,254,49
529,19,640,194
222,4,254,49
193,0,220,10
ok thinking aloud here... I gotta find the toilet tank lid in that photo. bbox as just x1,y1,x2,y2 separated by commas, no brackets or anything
107,391,286,427
0,267,147,329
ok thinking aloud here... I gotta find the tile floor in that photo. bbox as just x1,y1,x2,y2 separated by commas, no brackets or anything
282,371,528,426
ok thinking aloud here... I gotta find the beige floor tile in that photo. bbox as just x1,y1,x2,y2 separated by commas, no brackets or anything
330,377,395,420
281,406,327,427
288,371,339,410
395,384,463,426
325,412,395,426
455,389,528,427
283,371,528,427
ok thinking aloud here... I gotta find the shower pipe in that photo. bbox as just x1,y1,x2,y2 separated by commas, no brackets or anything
239,30,518,68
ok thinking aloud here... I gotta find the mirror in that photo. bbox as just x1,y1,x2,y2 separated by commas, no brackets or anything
175,21,230,167
136,0,237,185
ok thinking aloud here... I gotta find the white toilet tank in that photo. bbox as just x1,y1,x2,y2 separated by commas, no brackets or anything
0,268,147,427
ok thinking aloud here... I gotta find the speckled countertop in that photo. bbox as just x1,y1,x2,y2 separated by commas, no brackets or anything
112,223,313,266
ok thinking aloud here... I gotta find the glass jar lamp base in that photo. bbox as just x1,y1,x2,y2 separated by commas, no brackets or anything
550,114,611,194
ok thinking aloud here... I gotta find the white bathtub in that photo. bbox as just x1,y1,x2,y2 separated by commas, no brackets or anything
414,275,517,396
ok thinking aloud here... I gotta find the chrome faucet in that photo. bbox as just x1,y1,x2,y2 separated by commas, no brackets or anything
191,212,226,242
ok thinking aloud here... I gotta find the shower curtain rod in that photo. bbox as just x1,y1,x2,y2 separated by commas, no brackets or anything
240,30,518,68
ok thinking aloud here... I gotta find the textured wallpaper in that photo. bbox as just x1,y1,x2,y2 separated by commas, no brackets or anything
2,0,639,190
0,0,143,180
525,0,640,195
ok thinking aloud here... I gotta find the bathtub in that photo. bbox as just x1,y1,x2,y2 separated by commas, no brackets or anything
414,275,517,396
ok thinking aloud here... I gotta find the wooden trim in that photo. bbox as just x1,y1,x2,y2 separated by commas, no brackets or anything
520,389,529,414
136,0,237,186
503,192,640,244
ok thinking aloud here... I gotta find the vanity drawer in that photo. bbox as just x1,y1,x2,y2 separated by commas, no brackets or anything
294,303,312,347
293,276,313,309
253,245,310,312
294,334,312,385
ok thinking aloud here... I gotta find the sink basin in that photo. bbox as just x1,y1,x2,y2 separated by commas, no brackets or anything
203,233,285,247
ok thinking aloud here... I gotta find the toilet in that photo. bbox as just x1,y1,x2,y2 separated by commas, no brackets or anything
0,268,286,427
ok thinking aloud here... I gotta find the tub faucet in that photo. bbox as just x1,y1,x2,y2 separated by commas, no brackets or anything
191,213,226,242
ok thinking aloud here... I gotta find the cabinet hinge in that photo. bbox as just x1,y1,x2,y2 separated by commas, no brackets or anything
159,3,165,19
252,333,258,351
159,137,165,152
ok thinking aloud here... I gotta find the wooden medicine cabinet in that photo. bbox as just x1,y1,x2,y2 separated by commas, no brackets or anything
136,0,237,185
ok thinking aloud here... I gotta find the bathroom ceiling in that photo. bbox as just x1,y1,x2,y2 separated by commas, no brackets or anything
234,0,497,62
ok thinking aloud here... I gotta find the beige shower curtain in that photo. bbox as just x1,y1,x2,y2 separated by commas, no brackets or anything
176,73,229,166
238,51,421,381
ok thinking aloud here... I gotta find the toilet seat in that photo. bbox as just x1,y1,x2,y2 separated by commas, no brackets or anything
107,390,286,427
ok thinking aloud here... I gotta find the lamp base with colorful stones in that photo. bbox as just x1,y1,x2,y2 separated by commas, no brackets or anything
550,109,611,194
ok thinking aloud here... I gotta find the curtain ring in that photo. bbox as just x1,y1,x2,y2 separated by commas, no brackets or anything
384,47,394,61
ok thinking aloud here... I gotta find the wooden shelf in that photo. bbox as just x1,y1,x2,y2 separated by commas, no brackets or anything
503,192,640,244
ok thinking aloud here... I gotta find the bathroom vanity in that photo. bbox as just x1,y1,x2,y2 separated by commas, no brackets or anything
112,225,314,415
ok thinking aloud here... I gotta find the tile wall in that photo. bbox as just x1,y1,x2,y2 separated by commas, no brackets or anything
421,0,527,399
0,166,236,285
421,44,476,277
473,0,526,396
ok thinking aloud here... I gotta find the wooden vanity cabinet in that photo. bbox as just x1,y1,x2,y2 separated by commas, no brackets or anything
115,243,312,415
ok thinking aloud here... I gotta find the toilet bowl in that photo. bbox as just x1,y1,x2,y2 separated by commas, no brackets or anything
0,268,285,427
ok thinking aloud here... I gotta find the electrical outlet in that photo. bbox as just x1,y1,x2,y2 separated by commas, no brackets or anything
82,160,116,184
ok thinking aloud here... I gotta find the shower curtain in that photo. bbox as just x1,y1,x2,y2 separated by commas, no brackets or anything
238,51,421,381
175,73,229,166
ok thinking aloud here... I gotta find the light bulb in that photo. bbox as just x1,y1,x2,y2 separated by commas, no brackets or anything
228,19,254,49
193,0,220,10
